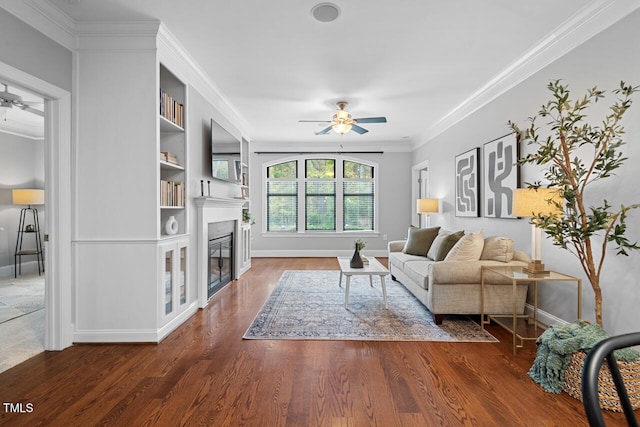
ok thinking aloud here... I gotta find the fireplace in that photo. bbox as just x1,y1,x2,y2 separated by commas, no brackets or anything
195,196,245,308
207,221,234,299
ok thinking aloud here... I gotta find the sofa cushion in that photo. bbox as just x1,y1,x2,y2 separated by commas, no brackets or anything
403,260,431,290
434,230,464,261
389,251,428,270
402,226,440,256
445,230,485,261
481,236,514,262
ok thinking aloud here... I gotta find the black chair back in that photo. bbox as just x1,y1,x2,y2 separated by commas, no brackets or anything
582,332,640,427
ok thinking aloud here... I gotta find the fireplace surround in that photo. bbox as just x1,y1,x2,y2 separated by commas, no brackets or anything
195,197,245,307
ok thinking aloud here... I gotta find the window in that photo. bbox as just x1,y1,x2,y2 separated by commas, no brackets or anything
266,161,297,231
265,156,377,233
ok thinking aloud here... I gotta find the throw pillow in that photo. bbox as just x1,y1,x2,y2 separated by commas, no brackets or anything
427,229,451,260
434,230,464,261
445,230,485,261
480,236,514,262
402,226,441,256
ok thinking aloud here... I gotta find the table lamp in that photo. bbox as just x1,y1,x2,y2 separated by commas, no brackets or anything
513,188,563,274
417,198,439,228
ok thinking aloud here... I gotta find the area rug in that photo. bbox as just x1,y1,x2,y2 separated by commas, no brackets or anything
243,270,497,342
0,276,45,324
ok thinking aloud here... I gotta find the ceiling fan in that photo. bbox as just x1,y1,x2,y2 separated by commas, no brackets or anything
299,101,387,135
0,83,44,117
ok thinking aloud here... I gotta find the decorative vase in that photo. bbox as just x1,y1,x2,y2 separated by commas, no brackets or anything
165,215,179,235
350,248,364,268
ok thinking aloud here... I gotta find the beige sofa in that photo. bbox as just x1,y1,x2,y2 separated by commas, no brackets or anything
387,229,531,324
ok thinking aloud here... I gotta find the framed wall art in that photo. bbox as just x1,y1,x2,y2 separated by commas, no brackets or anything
455,147,480,217
483,133,519,218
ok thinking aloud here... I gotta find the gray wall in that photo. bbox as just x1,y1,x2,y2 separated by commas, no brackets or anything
0,133,44,272
412,10,640,335
0,8,72,91
249,150,413,257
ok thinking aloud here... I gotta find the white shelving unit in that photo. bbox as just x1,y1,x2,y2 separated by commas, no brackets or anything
159,65,187,238
73,26,198,343
158,63,190,322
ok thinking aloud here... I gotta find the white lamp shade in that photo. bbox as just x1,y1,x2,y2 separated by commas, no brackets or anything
513,188,563,217
416,198,439,214
12,189,45,205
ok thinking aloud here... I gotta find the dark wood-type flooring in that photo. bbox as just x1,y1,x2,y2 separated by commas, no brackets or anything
0,257,634,426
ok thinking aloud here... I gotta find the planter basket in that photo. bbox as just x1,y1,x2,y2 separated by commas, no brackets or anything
562,350,640,412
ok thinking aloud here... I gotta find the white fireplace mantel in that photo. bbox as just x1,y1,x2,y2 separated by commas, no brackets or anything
195,197,245,308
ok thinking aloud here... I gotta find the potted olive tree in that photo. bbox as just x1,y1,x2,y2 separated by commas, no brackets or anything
510,80,639,328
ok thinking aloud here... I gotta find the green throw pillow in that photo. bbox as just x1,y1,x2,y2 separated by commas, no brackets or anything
435,230,465,261
402,226,441,256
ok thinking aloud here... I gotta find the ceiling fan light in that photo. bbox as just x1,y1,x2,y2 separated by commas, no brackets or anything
332,123,352,135
335,109,350,120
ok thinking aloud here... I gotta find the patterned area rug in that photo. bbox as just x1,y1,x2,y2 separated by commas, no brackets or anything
0,276,45,324
243,270,497,342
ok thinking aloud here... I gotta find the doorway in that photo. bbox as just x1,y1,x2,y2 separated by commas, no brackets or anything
0,60,73,352
0,82,45,372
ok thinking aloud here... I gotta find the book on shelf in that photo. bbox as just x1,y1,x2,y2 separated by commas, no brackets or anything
161,151,180,165
159,88,184,128
160,180,185,207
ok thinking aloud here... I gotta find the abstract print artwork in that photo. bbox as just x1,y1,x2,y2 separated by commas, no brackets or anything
455,148,480,217
483,133,519,218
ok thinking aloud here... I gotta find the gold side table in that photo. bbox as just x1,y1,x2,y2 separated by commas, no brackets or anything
481,265,582,355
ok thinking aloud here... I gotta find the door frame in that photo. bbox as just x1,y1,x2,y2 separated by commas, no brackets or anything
0,61,73,351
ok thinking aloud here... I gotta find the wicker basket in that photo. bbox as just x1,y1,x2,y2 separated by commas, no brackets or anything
562,350,640,412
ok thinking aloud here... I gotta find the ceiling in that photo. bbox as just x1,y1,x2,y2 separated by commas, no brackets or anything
0,83,44,139
5,1,632,146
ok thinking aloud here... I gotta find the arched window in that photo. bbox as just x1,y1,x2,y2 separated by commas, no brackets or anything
265,156,377,233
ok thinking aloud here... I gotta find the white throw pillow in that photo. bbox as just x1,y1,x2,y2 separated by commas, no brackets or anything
444,230,485,261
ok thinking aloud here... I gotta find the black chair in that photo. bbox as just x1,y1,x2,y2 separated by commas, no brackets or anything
582,332,640,427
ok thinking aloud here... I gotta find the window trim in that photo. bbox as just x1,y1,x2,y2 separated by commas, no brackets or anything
263,154,379,236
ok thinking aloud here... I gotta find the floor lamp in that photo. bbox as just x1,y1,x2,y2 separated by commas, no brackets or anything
513,188,563,275
417,198,439,228
13,189,45,278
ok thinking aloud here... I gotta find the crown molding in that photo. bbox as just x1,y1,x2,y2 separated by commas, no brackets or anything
412,0,640,150
156,24,251,137
0,0,76,50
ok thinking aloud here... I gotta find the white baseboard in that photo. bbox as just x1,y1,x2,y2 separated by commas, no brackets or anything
73,302,199,343
157,302,199,342
252,249,388,258
524,303,570,329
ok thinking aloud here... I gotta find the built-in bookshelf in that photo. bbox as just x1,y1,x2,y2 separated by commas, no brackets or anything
159,64,186,237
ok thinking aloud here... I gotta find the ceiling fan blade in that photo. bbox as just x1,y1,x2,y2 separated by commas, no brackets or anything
21,105,45,117
354,117,387,124
299,120,330,123
315,126,333,135
351,124,369,135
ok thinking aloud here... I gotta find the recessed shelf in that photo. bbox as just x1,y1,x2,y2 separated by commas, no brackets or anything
160,160,185,171
160,115,184,133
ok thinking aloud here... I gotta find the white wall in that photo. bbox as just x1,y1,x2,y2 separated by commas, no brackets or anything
0,132,44,273
411,9,640,335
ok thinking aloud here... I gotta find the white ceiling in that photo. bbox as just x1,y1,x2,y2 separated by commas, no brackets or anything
0,83,44,139
5,1,637,146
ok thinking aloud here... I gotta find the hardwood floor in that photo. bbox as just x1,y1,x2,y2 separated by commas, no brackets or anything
0,257,632,426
